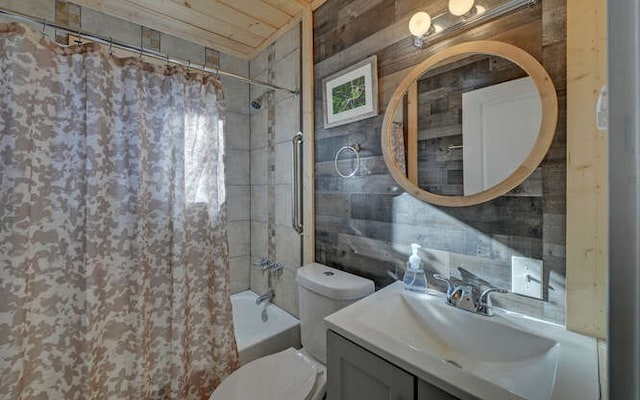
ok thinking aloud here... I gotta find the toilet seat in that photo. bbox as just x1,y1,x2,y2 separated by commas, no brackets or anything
210,348,326,400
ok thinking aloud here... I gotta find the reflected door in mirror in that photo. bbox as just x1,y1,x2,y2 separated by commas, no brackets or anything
462,76,541,194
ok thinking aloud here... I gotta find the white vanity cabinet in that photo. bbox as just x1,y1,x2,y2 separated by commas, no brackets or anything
327,330,462,400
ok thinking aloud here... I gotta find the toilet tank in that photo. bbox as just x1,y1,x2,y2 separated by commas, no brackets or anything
296,263,374,364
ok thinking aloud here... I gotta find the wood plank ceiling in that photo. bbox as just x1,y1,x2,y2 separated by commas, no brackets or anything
70,0,326,59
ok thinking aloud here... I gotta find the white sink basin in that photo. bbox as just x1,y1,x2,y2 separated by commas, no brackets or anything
325,281,599,400
358,291,559,399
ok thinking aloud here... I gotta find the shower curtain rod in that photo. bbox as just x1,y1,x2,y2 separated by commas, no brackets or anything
0,7,299,95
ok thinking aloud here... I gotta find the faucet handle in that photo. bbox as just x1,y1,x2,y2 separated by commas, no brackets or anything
476,287,508,316
433,274,454,298
270,262,284,275
254,257,270,269
478,287,508,303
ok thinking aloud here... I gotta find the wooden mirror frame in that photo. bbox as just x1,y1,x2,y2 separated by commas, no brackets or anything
381,40,558,207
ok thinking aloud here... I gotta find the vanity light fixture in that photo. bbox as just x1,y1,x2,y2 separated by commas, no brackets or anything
408,11,433,48
409,0,538,49
449,0,476,16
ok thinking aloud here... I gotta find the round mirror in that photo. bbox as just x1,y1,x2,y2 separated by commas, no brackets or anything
381,41,558,207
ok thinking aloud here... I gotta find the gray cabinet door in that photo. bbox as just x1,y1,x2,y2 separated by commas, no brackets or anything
327,330,415,400
417,379,459,400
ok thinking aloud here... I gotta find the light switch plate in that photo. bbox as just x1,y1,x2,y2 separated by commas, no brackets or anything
511,256,543,299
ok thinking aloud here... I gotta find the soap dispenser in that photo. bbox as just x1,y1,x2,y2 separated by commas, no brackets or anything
403,243,427,293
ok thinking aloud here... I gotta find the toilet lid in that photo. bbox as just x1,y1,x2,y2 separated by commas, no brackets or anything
211,348,318,400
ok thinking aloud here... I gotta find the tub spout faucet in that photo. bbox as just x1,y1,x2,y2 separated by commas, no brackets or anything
256,289,274,305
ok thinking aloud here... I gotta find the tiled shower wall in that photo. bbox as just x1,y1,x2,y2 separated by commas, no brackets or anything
248,25,303,317
0,0,253,293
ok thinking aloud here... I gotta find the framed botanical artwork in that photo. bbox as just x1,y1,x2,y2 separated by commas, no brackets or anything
322,56,379,129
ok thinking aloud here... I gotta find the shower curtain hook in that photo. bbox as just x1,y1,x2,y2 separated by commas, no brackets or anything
138,47,143,61
40,22,47,39
108,37,114,55
166,53,170,68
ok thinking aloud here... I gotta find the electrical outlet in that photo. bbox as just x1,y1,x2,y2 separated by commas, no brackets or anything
511,256,543,299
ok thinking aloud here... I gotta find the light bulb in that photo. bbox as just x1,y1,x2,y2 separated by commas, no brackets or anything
448,0,475,16
409,11,432,37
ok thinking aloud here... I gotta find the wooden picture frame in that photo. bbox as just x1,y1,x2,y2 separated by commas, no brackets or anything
322,56,379,129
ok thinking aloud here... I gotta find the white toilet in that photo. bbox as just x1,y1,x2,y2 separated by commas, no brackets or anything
211,262,374,400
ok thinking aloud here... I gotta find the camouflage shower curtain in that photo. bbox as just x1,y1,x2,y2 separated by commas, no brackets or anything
0,23,239,399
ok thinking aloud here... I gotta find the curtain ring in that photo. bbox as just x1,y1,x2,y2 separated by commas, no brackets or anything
108,37,114,55
40,22,47,39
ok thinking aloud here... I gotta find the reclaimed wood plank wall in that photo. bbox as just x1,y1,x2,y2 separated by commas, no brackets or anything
313,0,566,324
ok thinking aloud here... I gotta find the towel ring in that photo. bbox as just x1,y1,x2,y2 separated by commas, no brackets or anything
335,144,361,178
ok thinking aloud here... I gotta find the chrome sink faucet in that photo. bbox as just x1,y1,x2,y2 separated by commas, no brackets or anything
433,274,508,316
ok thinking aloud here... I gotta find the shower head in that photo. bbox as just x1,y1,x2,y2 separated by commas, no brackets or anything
250,98,262,110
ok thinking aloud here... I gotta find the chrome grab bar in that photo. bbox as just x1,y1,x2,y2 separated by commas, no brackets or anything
291,132,303,234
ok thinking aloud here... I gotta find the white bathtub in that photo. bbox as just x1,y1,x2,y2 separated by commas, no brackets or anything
230,290,301,365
